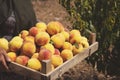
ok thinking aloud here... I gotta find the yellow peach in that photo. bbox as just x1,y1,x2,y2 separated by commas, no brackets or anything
0,38,9,51
61,49,73,61
24,35,35,43
35,32,50,46
51,55,63,67
72,43,84,55
31,53,39,59
9,36,23,52
21,41,36,57
36,22,47,31
62,42,73,50
51,33,65,48
7,52,17,62
27,58,42,71
46,21,64,36
61,31,69,41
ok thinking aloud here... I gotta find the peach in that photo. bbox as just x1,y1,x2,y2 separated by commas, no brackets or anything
9,36,23,52
60,30,69,41
51,33,65,48
51,55,63,67
7,52,17,62
81,41,89,48
21,41,36,57
41,43,55,55
80,36,89,48
29,27,39,36
24,35,35,43
15,55,29,66
27,58,42,71
72,43,84,55
69,29,81,44
31,53,39,59
38,48,52,61
35,32,50,46
62,42,73,50
54,48,60,55
35,22,47,31
46,21,64,36
61,49,73,61
0,38,9,51
55,21,65,32
19,30,29,39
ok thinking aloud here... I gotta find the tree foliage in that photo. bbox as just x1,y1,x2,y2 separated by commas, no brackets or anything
59,0,120,76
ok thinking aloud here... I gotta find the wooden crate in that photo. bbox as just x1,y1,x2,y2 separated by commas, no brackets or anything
2,33,98,80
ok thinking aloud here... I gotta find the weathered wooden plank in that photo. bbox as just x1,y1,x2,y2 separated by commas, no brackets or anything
8,62,47,80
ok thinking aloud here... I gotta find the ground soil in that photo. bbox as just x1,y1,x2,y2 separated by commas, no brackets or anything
32,0,119,80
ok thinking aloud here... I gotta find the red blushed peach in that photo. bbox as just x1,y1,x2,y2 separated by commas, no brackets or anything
19,30,29,39
54,48,60,55
35,32,50,46
38,48,52,61
69,29,81,44
21,41,36,57
15,55,29,66
29,27,39,36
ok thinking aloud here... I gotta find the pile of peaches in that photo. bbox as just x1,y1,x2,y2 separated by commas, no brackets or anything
0,21,89,71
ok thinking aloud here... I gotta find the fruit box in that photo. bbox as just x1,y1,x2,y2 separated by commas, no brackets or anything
1,33,98,80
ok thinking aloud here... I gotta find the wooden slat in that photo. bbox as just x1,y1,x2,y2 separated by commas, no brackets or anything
8,62,47,80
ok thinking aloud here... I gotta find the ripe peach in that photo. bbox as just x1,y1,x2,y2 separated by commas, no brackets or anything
35,22,47,31
51,55,63,67
69,29,81,44
21,41,36,57
41,43,55,55
35,32,50,46
46,21,64,36
19,30,29,39
29,27,39,36
60,30,69,41
61,49,73,61
62,42,73,50
72,43,84,55
9,36,23,52
24,35,35,43
51,33,65,48
27,58,42,71
54,48,60,55
0,38,9,51
7,52,17,62
55,21,65,32
81,41,89,48
80,36,89,48
31,53,39,59
38,48,52,61
15,55,29,66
